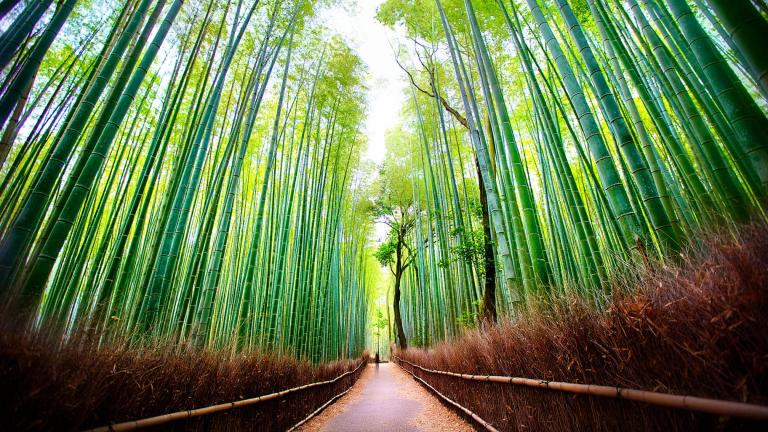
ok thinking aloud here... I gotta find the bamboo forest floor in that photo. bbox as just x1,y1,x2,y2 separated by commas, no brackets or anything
297,362,473,432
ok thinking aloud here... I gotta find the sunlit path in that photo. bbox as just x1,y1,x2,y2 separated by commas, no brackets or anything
298,363,473,432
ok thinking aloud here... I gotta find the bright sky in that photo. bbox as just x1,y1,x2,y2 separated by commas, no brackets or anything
319,0,405,248
319,0,406,165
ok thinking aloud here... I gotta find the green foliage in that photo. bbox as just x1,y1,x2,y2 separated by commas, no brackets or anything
373,237,397,267
376,0,768,348
0,0,372,362
450,226,486,271
372,309,388,332
1,0,766,360
456,300,482,330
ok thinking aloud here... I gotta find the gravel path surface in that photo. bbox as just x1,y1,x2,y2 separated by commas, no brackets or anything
297,363,474,432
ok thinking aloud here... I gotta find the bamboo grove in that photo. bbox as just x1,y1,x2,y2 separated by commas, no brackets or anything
376,0,768,347
1,0,767,359
0,0,371,362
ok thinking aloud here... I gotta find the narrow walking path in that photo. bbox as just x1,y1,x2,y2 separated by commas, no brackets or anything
298,362,473,432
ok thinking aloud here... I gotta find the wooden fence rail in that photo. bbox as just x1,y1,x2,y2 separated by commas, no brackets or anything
393,355,768,422
83,359,367,432
394,359,499,432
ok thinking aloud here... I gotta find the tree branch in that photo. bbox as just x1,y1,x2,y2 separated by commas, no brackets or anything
437,93,468,129
393,43,469,130
393,48,436,99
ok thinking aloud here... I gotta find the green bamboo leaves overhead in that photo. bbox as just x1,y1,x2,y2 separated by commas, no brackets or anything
0,0,370,362
378,0,768,343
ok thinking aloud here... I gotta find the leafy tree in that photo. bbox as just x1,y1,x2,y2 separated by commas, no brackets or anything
372,135,418,349
371,308,388,358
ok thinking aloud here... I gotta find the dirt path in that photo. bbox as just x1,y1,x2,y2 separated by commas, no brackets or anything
297,362,474,432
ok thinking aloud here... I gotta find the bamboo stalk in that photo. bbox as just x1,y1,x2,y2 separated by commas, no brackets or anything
82,360,366,432
394,356,768,421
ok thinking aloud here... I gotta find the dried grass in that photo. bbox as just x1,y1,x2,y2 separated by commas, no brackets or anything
0,330,366,431
398,222,768,431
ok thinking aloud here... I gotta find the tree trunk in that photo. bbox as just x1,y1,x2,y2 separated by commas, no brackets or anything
386,284,393,342
393,268,408,349
477,158,497,324
0,76,31,167
393,229,408,349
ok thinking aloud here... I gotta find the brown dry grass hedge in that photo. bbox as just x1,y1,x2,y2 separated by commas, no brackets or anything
0,332,366,431
398,222,768,431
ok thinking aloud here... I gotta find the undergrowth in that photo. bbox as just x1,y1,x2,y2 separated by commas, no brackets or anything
0,330,366,431
397,221,768,431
